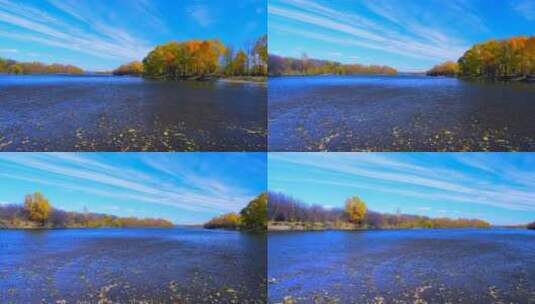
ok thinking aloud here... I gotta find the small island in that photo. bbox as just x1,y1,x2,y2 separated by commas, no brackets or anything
268,192,490,231
204,193,267,232
528,221,535,230
112,36,267,83
0,192,173,229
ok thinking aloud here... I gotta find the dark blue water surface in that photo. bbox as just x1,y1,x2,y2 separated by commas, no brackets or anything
0,75,266,151
269,75,535,151
0,227,266,303
268,229,535,303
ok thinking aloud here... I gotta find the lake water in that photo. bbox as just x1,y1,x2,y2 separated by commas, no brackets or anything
0,75,266,151
268,229,535,303
269,76,535,151
0,228,266,303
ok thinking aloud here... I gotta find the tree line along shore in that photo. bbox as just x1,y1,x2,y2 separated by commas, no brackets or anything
266,35,534,81
204,193,267,232
427,35,535,81
0,57,83,75
1,192,533,231
267,192,493,231
268,54,397,76
0,35,267,82
0,192,173,229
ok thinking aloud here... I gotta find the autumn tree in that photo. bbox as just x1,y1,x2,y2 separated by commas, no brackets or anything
458,36,535,79
8,64,23,74
113,61,144,76
232,50,248,76
240,193,267,231
24,192,52,225
204,212,241,229
142,39,226,79
427,61,459,76
0,57,7,72
345,196,367,225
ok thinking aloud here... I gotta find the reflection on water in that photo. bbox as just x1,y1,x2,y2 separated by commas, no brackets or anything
0,228,266,303
269,75,535,151
268,229,535,303
0,75,266,151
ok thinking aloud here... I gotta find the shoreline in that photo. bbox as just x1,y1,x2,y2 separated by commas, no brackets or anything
0,73,268,84
0,226,177,230
219,76,267,84
268,73,535,83
267,222,522,232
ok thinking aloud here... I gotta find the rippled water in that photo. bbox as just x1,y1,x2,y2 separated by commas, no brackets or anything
0,75,266,151
269,75,535,151
268,229,535,303
0,228,266,303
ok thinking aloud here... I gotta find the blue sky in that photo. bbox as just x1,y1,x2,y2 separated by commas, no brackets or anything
269,153,535,225
0,153,266,224
269,0,535,71
0,0,266,71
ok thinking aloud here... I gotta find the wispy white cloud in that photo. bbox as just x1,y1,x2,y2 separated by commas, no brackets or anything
269,0,476,66
47,0,87,22
0,48,18,53
0,153,256,214
512,0,535,20
0,0,158,69
268,153,535,212
187,4,214,27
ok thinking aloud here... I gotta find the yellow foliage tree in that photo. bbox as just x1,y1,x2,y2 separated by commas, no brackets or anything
113,61,144,76
427,61,459,76
240,193,267,231
345,196,367,225
204,212,241,229
24,192,52,225
458,36,535,78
